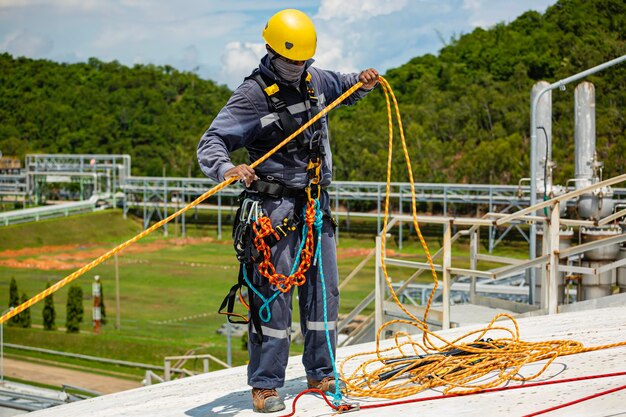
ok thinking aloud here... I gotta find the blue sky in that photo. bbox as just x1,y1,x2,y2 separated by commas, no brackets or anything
0,0,556,89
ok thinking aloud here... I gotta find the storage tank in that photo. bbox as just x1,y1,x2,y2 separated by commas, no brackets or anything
617,246,626,294
580,261,615,300
579,226,620,300
581,226,622,261
531,81,552,196
535,227,574,305
574,82,614,220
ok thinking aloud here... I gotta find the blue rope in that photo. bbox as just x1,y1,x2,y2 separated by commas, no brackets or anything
241,267,280,323
312,199,342,406
242,213,311,323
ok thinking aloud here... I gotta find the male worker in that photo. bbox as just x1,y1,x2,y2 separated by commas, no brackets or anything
197,9,378,413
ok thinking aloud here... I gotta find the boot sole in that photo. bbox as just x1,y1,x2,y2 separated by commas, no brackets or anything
252,403,286,413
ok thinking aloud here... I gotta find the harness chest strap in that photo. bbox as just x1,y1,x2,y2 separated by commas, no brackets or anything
247,70,323,154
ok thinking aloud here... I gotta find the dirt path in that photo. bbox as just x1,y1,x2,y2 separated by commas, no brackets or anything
3,358,142,394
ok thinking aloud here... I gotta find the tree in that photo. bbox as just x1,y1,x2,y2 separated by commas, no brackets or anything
42,280,56,330
100,280,107,325
18,292,31,328
7,277,20,327
66,284,84,333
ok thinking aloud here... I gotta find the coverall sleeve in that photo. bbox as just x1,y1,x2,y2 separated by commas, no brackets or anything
315,69,372,107
197,86,261,182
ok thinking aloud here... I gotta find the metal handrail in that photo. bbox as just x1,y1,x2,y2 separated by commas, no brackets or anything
0,195,101,226
373,173,626,333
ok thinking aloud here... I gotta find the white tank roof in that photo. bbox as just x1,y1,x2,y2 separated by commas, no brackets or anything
29,305,626,417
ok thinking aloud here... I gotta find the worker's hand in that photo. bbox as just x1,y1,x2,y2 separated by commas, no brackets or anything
359,68,379,90
225,164,258,187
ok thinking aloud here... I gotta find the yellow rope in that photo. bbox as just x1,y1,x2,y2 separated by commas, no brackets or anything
0,81,364,325
338,77,626,400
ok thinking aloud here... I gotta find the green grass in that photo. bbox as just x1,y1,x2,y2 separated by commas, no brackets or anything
1,237,258,368
1,209,529,381
0,210,142,250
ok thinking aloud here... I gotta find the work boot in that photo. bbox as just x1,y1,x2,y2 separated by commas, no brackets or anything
306,376,345,393
251,388,285,413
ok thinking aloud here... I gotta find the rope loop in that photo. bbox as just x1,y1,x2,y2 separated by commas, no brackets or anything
313,199,323,230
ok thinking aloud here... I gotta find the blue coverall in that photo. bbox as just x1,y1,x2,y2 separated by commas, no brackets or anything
197,54,370,389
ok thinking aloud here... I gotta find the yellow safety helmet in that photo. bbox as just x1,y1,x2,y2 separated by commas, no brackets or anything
262,9,316,61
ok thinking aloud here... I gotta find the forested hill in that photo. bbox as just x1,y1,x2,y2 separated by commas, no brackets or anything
0,56,232,177
1,0,625,182
328,0,625,184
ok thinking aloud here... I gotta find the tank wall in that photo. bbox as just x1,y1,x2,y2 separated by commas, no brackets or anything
574,82,596,189
532,81,552,193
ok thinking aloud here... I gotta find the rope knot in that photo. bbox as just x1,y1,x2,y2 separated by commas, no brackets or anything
313,200,323,230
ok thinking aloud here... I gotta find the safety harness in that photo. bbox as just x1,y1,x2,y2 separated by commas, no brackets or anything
218,69,327,342
247,68,324,156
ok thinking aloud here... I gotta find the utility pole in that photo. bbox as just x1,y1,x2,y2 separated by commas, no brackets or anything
115,253,121,330
93,276,102,334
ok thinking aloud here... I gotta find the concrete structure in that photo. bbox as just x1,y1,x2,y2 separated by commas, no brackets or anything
29,305,626,417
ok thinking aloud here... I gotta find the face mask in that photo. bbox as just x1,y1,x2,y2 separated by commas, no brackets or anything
269,51,305,83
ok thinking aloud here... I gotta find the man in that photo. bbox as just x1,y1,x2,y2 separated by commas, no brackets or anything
197,9,378,413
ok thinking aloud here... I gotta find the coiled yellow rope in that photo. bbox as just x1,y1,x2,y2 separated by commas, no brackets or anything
338,77,626,400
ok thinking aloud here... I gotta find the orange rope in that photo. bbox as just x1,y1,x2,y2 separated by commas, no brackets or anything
252,199,317,293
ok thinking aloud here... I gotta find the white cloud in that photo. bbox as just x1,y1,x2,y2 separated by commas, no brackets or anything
462,0,482,11
1,30,53,56
317,0,408,22
92,12,247,50
314,30,358,74
169,15,248,40
462,0,553,28
92,26,151,50
0,0,558,89
219,41,266,87
315,45,355,74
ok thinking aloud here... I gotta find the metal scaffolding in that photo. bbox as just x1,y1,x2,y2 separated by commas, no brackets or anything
2,154,626,250
330,173,626,346
121,176,536,248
